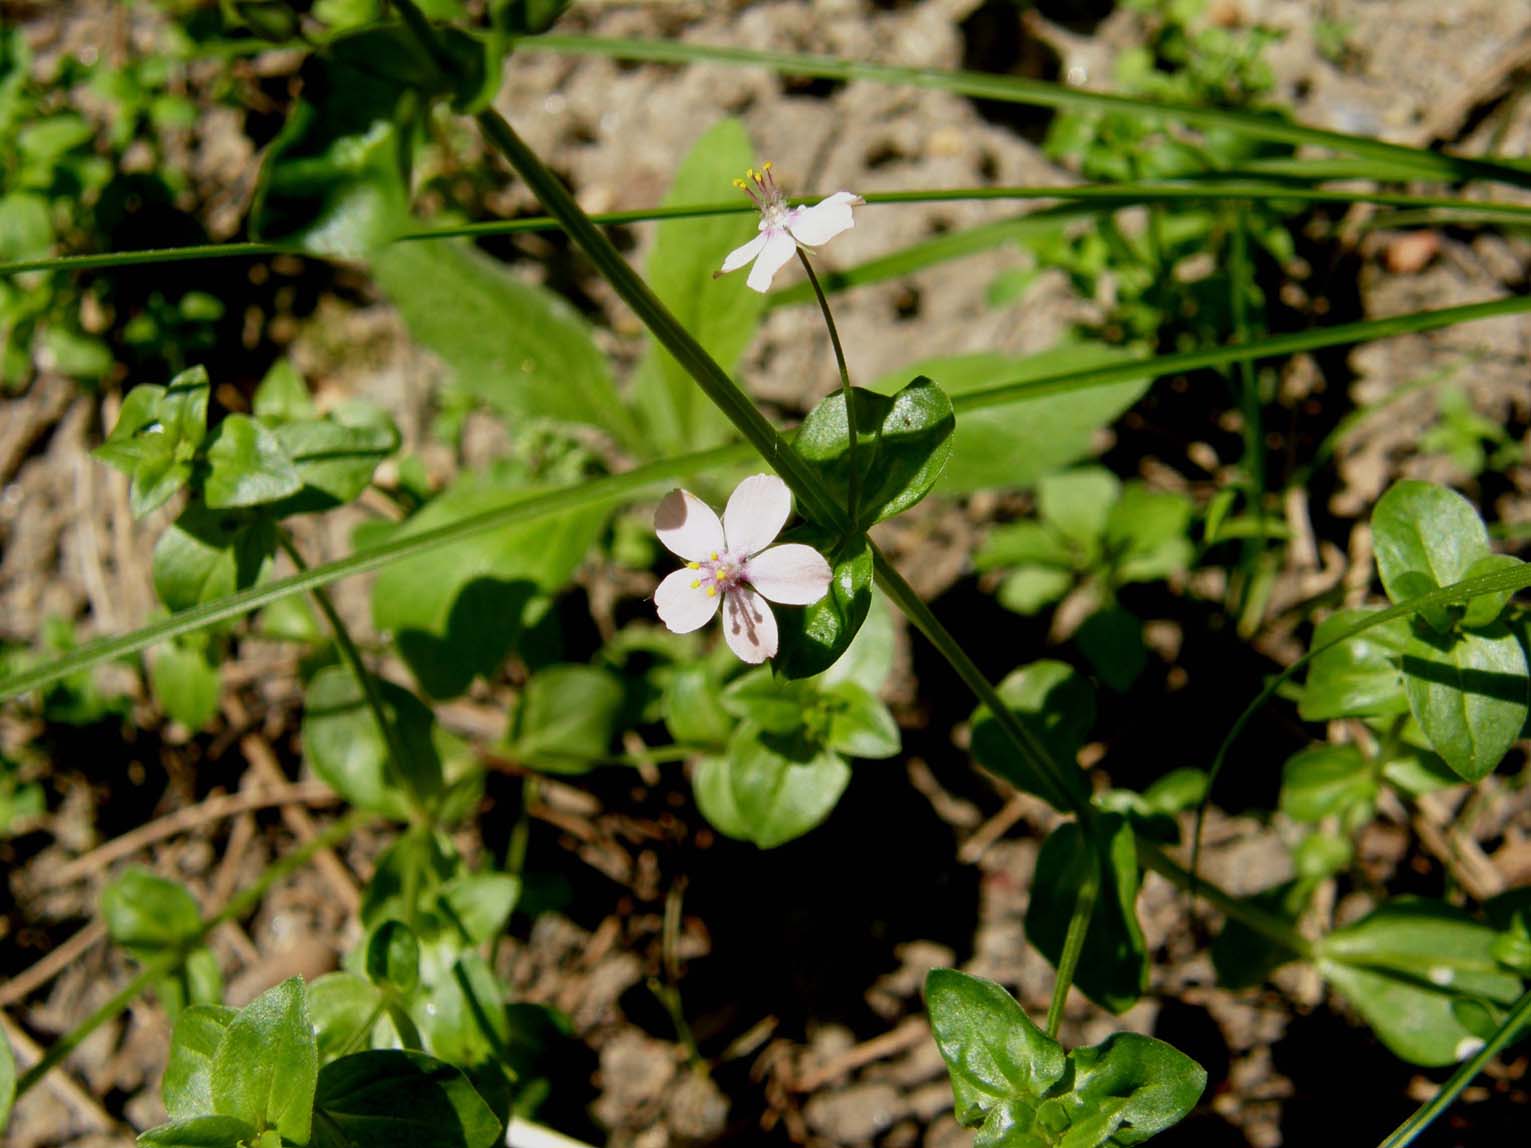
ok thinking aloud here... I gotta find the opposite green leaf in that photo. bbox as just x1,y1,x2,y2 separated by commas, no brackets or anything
150,643,223,730
1054,1032,1207,1146
102,868,202,950
308,973,383,1064
204,414,303,509
370,469,609,699
365,920,421,995
1402,624,1529,782
209,977,318,1144
925,970,1204,1148
1038,468,1118,553
1318,899,1525,1066
164,1006,237,1121
302,665,452,819
1279,744,1376,823
794,376,955,530
1298,608,1410,721
1026,815,1148,1015
694,724,850,848
313,1049,502,1148
271,404,400,511
825,680,900,759
924,969,1067,1135
509,664,625,773
138,1115,260,1148
1371,480,1491,605
152,504,277,614
774,530,873,680
969,661,1094,813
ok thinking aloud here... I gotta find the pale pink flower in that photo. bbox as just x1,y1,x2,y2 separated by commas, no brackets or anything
653,474,832,663
716,163,863,293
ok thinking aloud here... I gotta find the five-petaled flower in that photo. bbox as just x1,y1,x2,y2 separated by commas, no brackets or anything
653,474,832,663
717,163,863,293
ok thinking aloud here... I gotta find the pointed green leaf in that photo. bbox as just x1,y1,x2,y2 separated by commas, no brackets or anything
774,531,873,681
152,504,277,614
372,239,637,448
1056,1032,1206,1146
205,414,304,509
970,661,1094,813
1318,899,1525,1066
1402,625,1528,781
1371,480,1491,605
1027,815,1148,1014
1279,744,1376,822
694,724,849,848
209,977,317,1143
794,376,954,530
137,1115,259,1147
164,1006,237,1120
314,1049,502,1148
509,664,625,773
1298,608,1410,721
924,969,1066,1134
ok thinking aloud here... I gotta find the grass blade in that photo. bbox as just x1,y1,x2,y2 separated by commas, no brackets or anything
519,35,1531,189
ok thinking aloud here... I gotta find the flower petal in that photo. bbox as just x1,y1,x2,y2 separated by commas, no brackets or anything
721,586,778,663
654,568,722,634
723,473,792,556
718,231,768,275
654,489,725,561
747,543,832,605
745,228,797,293
785,191,862,247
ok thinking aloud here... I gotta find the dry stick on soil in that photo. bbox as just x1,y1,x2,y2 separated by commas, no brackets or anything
45,780,339,887
0,1011,124,1135
791,1017,930,1092
0,920,109,1008
225,694,362,915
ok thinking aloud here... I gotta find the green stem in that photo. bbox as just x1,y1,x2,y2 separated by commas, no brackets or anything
278,532,427,821
518,35,1531,189
797,248,860,533
468,108,844,530
14,808,369,1099
1045,857,1099,1038
10,184,1531,278
7,289,1530,706
1138,839,1314,960
1227,202,1270,626
0,442,747,701
1376,987,1531,1148
871,545,1092,826
388,2,1093,825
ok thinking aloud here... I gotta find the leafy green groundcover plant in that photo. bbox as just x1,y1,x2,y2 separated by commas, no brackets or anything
4,2,1531,1147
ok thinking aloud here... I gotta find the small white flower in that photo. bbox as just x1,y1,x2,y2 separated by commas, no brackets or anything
653,474,832,663
716,163,864,293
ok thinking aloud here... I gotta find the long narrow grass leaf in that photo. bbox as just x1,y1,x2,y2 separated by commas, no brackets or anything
6,294,1524,701
518,35,1531,189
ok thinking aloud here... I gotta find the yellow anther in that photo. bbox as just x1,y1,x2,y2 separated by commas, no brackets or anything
710,551,718,561
762,160,773,171
690,579,701,589
732,178,747,190
706,586,717,597
687,561,700,569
